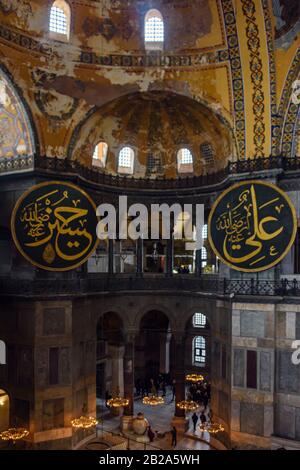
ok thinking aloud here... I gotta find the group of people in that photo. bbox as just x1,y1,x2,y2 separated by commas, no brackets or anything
135,374,171,398
187,380,211,409
191,410,211,432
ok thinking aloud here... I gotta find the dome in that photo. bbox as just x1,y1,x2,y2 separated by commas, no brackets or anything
71,91,235,179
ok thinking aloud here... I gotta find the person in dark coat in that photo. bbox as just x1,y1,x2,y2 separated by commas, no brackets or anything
192,412,198,432
170,426,177,447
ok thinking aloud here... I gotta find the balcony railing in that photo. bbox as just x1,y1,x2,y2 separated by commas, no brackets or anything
0,275,300,297
2,154,300,189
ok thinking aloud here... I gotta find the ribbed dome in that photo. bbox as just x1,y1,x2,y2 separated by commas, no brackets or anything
72,91,235,179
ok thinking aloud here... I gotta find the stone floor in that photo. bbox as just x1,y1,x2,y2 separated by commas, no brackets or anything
96,390,213,451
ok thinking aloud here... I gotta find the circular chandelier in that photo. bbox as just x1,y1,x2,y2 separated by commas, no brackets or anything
176,400,199,411
185,374,204,383
199,422,225,434
0,427,29,443
142,395,165,406
107,396,129,408
71,416,98,429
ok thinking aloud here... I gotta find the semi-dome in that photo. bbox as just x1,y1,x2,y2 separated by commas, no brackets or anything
71,91,235,179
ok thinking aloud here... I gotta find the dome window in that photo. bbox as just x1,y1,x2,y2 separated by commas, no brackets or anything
177,148,193,173
200,142,214,165
49,1,71,41
118,147,134,175
92,142,108,168
145,9,164,51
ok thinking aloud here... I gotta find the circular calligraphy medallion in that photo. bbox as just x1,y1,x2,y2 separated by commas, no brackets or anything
11,181,99,271
208,180,297,273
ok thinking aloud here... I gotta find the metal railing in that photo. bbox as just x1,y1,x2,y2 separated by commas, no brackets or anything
1,275,300,297
2,154,300,189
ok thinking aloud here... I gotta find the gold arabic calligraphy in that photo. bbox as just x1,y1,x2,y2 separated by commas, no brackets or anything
20,189,93,263
216,185,284,266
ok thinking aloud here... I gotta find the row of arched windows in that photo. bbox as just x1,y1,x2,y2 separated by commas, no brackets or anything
49,1,164,49
92,142,214,174
192,313,207,366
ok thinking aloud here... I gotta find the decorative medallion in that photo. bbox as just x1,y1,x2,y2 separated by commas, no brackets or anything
11,181,99,271
208,181,297,272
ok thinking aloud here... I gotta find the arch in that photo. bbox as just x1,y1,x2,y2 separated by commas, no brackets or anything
134,304,175,332
49,0,71,41
97,311,124,344
145,9,164,51
277,48,300,155
0,389,9,432
0,64,36,160
68,90,237,181
136,310,170,382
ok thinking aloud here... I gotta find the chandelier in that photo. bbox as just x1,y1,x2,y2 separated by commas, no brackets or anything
142,395,165,406
176,400,199,411
71,416,98,429
199,422,225,434
0,427,29,443
185,374,204,383
107,396,129,408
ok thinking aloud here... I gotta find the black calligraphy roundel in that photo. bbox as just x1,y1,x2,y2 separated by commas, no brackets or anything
208,180,297,273
11,181,99,271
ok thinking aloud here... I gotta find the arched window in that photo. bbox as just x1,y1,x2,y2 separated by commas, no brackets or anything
92,141,108,168
145,9,164,51
200,142,214,165
193,336,206,366
49,0,71,41
118,147,134,174
201,246,207,268
193,313,206,328
177,148,193,173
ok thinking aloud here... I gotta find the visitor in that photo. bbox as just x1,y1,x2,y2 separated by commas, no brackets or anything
147,426,155,442
170,426,177,448
200,411,207,425
192,412,198,432
170,381,176,402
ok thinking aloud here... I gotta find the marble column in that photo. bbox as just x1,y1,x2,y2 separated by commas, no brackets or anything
159,330,172,374
122,333,135,431
172,333,189,433
108,344,125,396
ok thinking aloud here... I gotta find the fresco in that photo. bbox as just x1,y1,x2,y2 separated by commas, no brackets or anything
0,71,34,158
272,0,300,49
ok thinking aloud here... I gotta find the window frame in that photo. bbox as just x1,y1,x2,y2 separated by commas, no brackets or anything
49,0,71,42
177,147,194,174
193,312,206,328
92,141,108,168
193,335,206,366
117,146,135,175
144,9,164,51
